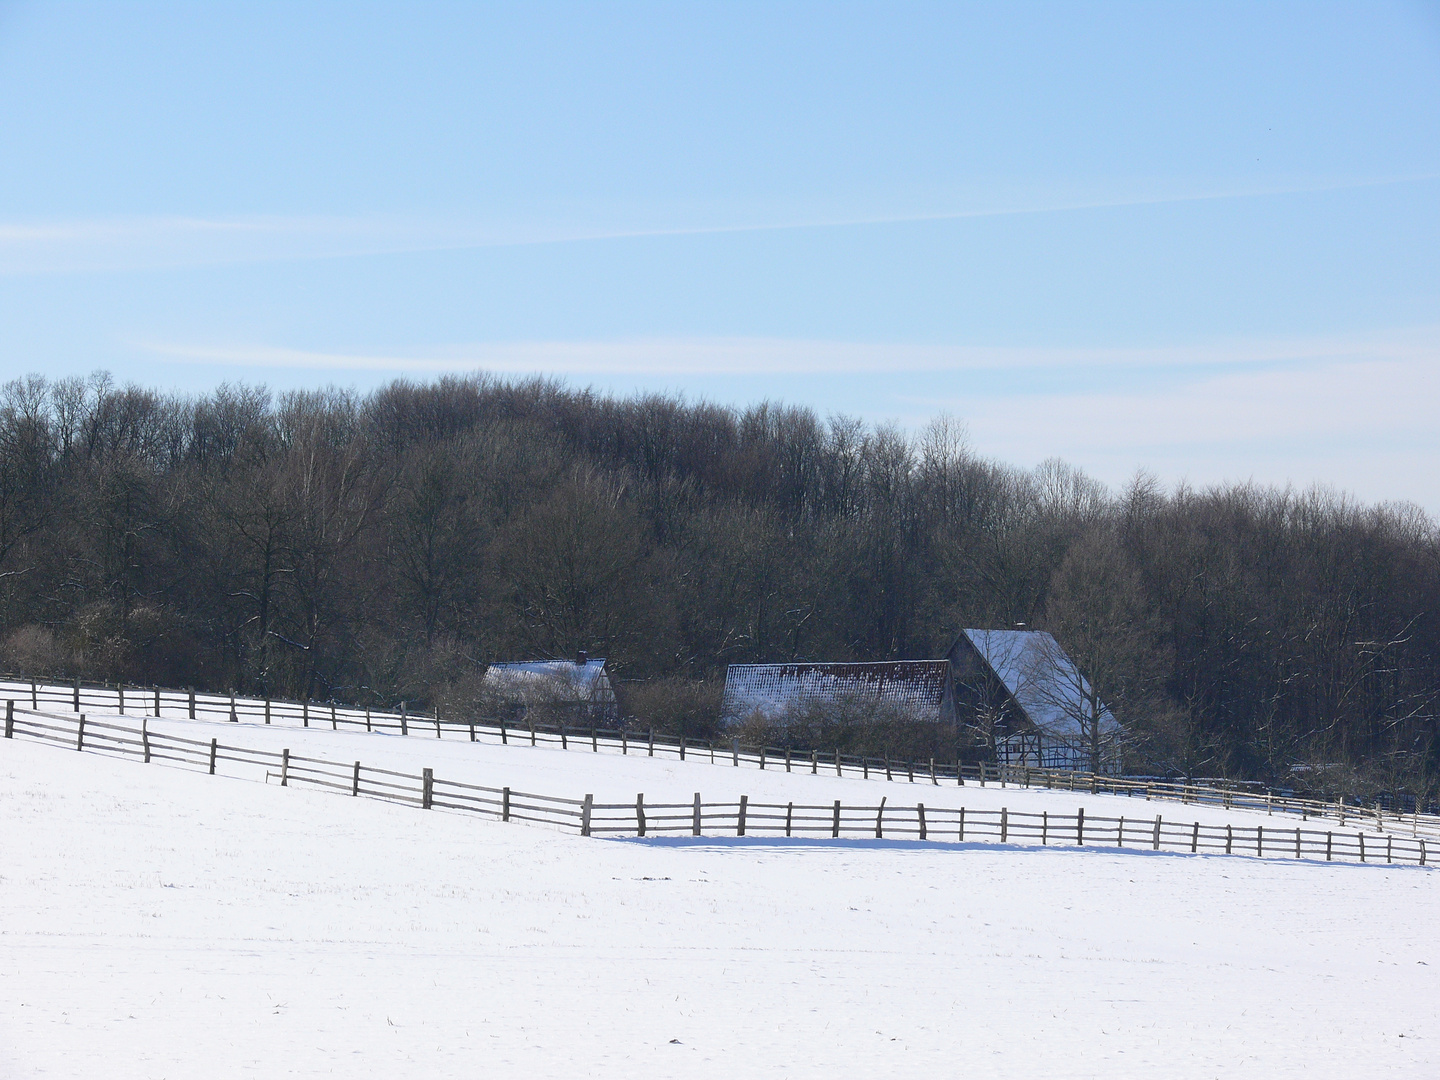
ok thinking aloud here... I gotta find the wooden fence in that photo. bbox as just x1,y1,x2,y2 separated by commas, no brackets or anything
1,699,1429,868
3,673,1438,843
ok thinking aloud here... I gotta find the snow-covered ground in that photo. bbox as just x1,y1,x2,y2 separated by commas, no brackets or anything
7,707,1404,838
2,727,1437,1078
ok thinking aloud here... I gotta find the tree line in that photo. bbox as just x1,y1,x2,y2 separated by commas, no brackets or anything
1,370,1436,792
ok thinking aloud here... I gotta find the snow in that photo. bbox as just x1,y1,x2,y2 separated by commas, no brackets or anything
4,707,1404,839
3,719,1438,1078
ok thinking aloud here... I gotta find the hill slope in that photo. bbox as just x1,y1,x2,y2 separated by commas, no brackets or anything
2,733,1437,1079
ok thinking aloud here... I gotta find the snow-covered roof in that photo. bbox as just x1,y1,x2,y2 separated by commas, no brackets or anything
721,661,951,723
485,659,611,695
961,629,1116,741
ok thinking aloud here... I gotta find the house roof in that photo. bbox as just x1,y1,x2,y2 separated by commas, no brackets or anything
960,629,1116,740
485,658,610,694
721,661,951,722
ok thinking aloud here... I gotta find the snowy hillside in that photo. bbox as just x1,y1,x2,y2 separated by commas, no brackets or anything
3,718,1438,1079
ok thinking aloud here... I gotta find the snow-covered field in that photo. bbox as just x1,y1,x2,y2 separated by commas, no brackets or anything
2,721,1437,1079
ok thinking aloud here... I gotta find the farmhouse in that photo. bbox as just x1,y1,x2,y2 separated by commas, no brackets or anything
719,630,1119,772
482,651,619,726
948,629,1121,773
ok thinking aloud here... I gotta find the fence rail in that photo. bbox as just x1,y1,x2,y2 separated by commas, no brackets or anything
1,699,1428,869
3,673,1438,843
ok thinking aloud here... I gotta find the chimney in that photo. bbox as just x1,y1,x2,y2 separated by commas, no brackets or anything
575,649,588,666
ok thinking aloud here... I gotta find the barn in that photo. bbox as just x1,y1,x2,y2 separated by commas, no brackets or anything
948,629,1121,773
482,651,619,726
718,630,1119,773
719,660,956,727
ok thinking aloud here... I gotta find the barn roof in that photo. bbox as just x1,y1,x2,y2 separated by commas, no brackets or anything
721,661,951,723
485,658,610,694
960,629,1116,740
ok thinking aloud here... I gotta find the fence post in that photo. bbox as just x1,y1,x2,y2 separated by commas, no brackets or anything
434,710,440,738
560,723,567,749
930,758,938,785
884,757,891,781
786,801,794,836
733,739,739,766
581,794,593,836
785,747,791,772
400,701,407,736
1420,838,1426,867
280,748,290,786
918,803,927,840
265,699,272,725
502,720,509,745
760,747,766,770
1257,826,1263,857
118,684,125,715
834,749,842,776
692,792,701,836
188,688,195,720
4,699,11,739
619,728,624,754
648,729,654,756
503,787,511,822
76,713,85,751
422,768,433,810
958,806,966,842
303,701,309,727
32,680,38,709
229,693,237,723
1076,807,1084,845
529,719,536,746
1153,815,1161,850
593,729,599,753
1191,821,1199,853
74,677,81,712
1295,827,1301,859
737,795,748,836
1042,810,1048,845
469,721,475,742
1358,832,1365,863
1326,831,1333,861
154,686,160,716
978,761,986,787
352,761,360,796
832,800,841,838
1001,807,1008,843
1225,825,1232,855
208,738,218,775
875,797,886,838
142,718,151,762
811,749,817,774
364,707,370,732
637,794,646,837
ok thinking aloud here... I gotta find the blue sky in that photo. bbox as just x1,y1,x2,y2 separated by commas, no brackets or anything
2,1,1438,508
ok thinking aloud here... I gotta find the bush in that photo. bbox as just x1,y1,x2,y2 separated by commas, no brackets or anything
730,693,960,763
0,624,74,679
616,677,723,740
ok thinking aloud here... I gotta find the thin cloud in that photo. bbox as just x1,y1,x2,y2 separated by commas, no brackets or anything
7,172,1436,275
137,326,1440,379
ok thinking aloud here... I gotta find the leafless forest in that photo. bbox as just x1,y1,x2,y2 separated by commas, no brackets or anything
1,371,1436,790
